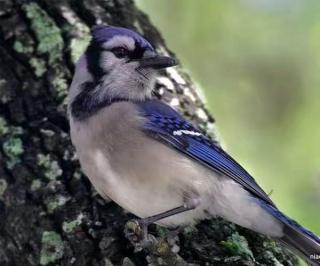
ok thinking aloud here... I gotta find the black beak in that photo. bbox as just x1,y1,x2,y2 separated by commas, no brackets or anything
138,55,177,69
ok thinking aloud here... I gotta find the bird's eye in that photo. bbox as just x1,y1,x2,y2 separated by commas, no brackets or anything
111,47,128,58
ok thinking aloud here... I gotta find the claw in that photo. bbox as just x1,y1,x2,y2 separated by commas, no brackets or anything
124,219,156,251
125,220,144,242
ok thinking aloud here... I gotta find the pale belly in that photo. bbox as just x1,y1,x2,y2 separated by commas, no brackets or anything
76,143,283,235
76,145,211,227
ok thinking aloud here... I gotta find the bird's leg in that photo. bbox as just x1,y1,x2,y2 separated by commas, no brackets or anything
125,195,200,250
139,206,193,236
141,194,201,233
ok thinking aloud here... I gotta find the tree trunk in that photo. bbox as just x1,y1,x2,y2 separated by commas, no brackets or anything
0,0,297,265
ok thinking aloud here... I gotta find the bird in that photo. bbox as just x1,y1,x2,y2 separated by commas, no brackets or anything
68,25,320,265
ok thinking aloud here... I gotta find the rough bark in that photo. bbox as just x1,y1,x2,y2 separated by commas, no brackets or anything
0,0,298,265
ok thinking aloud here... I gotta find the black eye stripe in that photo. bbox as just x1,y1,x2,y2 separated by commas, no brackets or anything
100,46,142,59
86,41,105,79
130,48,144,59
129,41,145,59
104,46,145,60
111,47,128,58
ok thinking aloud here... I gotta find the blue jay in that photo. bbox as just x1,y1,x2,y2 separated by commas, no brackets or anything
68,25,320,265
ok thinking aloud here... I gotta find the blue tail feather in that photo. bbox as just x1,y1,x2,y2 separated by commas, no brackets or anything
258,199,320,265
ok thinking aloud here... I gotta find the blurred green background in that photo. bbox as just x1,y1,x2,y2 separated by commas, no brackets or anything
137,0,320,235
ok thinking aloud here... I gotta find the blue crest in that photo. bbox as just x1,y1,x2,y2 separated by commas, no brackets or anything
91,25,154,51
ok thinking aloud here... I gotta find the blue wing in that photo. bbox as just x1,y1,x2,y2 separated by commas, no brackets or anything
137,100,275,206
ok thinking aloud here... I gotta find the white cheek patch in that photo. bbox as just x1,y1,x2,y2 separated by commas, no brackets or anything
100,51,118,69
173,130,202,136
102,36,135,51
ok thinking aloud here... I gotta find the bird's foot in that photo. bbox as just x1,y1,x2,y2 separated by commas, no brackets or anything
124,219,156,252
124,202,196,251
124,221,188,265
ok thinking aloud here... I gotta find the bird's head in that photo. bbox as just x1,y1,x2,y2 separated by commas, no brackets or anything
88,25,176,82
70,25,176,105
69,25,177,120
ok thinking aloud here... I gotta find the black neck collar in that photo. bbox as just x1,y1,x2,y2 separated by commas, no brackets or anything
71,82,129,121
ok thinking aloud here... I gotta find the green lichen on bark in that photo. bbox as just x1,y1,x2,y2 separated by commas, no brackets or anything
20,2,70,98
30,179,42,191
0,179,8,197
29,58,46,77
221,232,254,260
0,116,9,135
0,119,24,169
37,153,62,180
69,23,91,63
13,41,33,54
70,36,90,63
44,194,70,214
52,73,68,98
2,137,24,168
13,39,34,54
62,213,84,233
122,257,136,266
22,2,63,64
40,231,64,265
